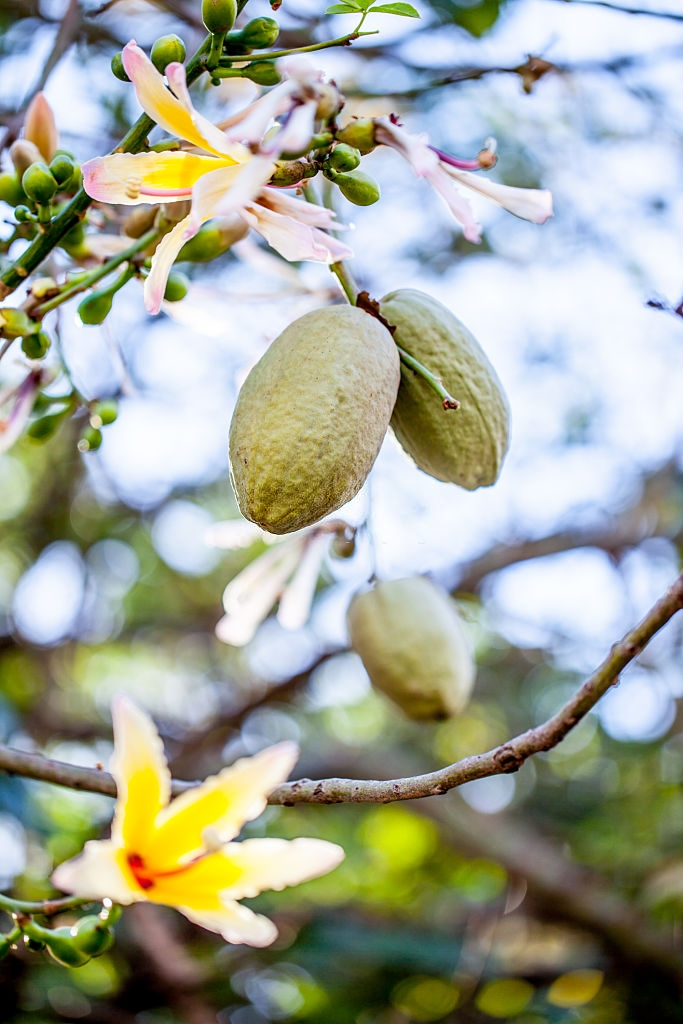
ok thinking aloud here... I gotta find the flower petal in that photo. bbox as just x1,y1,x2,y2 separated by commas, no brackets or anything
51,839,140,905
257,188,341,229
83,151,225,206
422,165,481,243
110,696,171,851
442,166,554,224
144,214,198,314
219,837,345,900
178,899,278,946
243,202,354,263
144,743,299,869
189,157,275,233
277,532,328,631
122,41,243,160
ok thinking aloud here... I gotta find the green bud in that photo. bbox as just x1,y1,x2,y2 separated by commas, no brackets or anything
111,52,131,82
78,426,103,453
90,399,118,427
44,927,91,967
14,205,34,223
0,173,25,207
78,290,113,326
223,29,252,55
269,160,317,187
242,61,280,86
326,143,361,174
336,118,377,156
177,217,248,261
238,16,280,48
27,411,65,441
21,331,51,359
49,153,75,186
331,169,380,206
151,34,186,73
163,271,189,302
0,308,37,338
70,915,115,957
21,162,59,204
202,0,237,33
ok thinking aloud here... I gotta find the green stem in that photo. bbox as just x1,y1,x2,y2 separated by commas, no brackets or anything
34,228,159,317
219,28,378,65
0,39,211,301
207,31,227,69
329,261,358,305
397,346,460,409
0,892,92,916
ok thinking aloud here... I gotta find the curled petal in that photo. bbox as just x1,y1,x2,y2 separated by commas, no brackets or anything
144,214,197,314
422,165,482,243
83,151,225,206
219,80,299,146
217,539,305,646
243,202,354,263
219,837,345,900
188,158,274,233
146,742,299,868
262,101,317,159
277,532,329,631
122,41,242,160
110,696,171,850
442,165,554,224
257,188,342,229
179,899,278,946
51,839,140,905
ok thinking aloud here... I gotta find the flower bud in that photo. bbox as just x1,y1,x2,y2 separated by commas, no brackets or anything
22,162,59,204
44,927,91,967
0,308,37,338
49,153,75,186
78,426,103,452
242,61,281,86
21,331,51,359
238,16,280,48
123,205,157,239
269,160,316,187
0,173,25,207
111,52,131,82
90,399,118,427
163,271,189,302
331,169,380,206
14,205,34,223
151,34,187,73
335,118,377,155
10,139,43,176
202,0,237,33
325,143,361,173
27,411,64,441
70,915,115,957
78,290,113,326
23,92,58,163
177,216,248,261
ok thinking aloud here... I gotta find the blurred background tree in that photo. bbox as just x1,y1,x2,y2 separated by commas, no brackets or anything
0,0,682,1021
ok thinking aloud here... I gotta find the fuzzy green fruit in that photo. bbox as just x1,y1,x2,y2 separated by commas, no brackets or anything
229,306,400,534
381,288,510,489
347,576,475,721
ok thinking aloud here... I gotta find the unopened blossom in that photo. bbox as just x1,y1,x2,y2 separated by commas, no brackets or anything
208,519,353,646
23,92,58,163
52,696,344,946
82,42,351,314
374,117,553,242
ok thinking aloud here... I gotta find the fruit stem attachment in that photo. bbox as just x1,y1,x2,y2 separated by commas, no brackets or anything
329,261,359,305
0,891,92,916
396,345,461,410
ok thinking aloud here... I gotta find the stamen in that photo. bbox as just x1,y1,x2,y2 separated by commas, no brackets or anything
125,175,142,200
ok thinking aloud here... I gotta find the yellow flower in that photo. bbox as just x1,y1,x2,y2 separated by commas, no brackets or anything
82,42,351,314
51,697,344,946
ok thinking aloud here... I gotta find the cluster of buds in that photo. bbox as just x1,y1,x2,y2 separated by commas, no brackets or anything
6,901,120,968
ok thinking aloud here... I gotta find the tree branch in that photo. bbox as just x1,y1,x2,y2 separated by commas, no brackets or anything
0,572,681,804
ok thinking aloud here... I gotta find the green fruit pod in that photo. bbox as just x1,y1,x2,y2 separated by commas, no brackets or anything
229,306,400,534
332,170,380,207
202,0,237,33
70,915,115,957
151,34,186,73
238,16,280,48
347,576,476,721
381,289,510,489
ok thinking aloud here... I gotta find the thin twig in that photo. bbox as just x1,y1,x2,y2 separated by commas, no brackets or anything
0,572,681,803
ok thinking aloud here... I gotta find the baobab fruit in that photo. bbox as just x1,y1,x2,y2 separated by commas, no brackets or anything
347,576,476,721
229,306,400,534
381,288,510,489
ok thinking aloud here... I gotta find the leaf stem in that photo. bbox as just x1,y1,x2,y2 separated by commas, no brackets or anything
396,345,460,409
219,28,378,64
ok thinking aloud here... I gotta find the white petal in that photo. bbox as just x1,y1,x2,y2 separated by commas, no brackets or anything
220,81,299,146
220,838,345,900
189,158,274,234
443,166,554,224
243,203,353,263
263,101,317,158
51,839,139,905
277,532,328,631
257,188,341,228
423,165,482,243
144,214,197,315
178,899,278,946
217,540,305,646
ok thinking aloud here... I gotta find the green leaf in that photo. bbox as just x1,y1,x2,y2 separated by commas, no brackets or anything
368,2,420,15
325,1,361,11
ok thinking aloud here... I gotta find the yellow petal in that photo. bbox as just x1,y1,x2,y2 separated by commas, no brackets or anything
144,213,197,315
83,151,227,206
144,743,299,870
139,849,243,909
122,41,244,160
51,838,140,905
219,838,345,900
110,696,171,852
